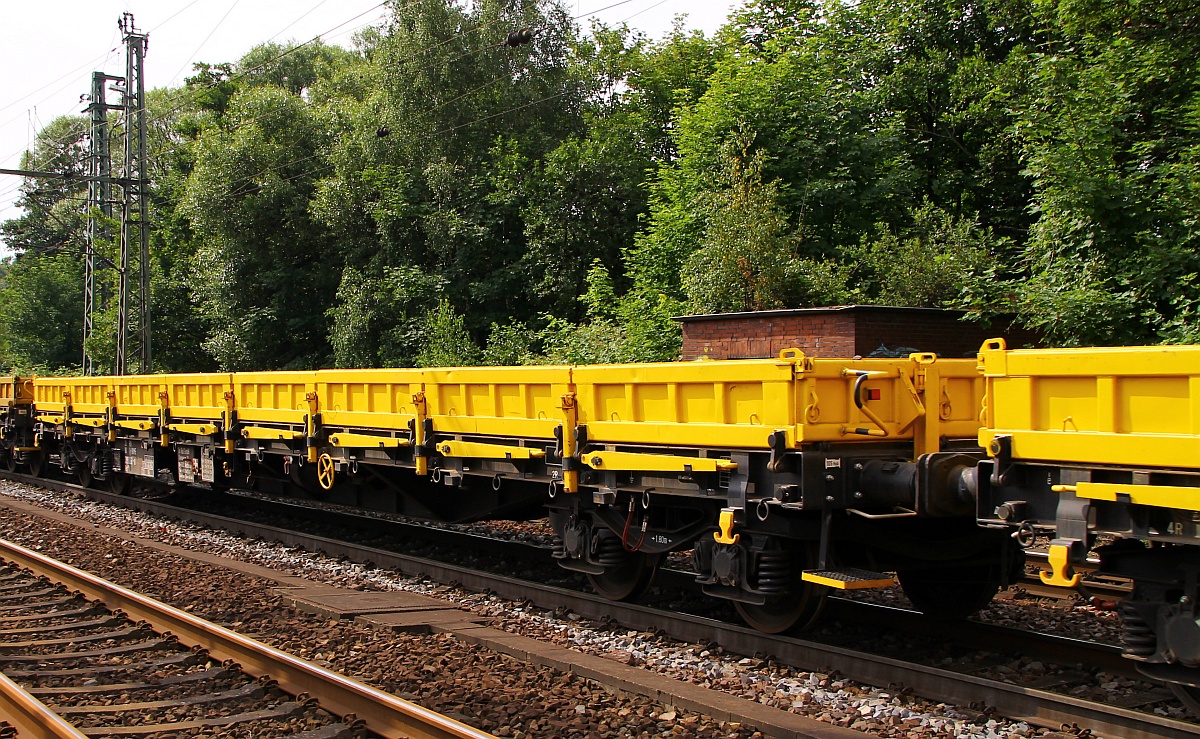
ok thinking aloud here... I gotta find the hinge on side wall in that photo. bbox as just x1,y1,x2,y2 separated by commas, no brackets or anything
767,430,788,473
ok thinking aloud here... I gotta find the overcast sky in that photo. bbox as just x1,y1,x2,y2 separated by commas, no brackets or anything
0,0,736,253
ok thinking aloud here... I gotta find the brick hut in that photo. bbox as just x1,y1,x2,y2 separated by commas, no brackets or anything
675,305,1039,361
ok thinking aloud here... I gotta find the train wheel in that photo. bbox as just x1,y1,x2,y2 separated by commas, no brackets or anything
77,464,94,488
3,447,15,473
733,545,829,634
587,551,662,601
1171,684,1200,716
897,563,1000,620
27,452,46,478
109,472,132,495
735,581,828,634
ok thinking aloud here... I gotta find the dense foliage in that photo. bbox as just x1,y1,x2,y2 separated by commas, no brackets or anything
2,0,1198,373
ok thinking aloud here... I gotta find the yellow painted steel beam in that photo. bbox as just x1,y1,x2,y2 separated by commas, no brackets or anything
168,423,219,436
112,420,156,431
427,416,560,439
436,440,544,460
328,432,411,449
582,450,737,473
235,409,309,424
1053,481,1200,511
241,426,304,441
35,415,64,425
980,429,1200,470
64,404,109,415
70,418,107,428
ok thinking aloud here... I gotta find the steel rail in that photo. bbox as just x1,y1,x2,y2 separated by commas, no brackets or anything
0,535,495,739
0,669,89,739
3,472,1198,738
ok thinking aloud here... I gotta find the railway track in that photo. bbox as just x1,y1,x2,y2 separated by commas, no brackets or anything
2,471,1198,738
0,532,494,739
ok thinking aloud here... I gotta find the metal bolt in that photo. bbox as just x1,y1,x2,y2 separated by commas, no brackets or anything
825,474,836,482
825,495,835,503
853,491,863,499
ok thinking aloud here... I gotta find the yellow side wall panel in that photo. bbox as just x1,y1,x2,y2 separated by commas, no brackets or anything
574,360,795,447
33,379,69,412
421,366,572,438
110,377,163,418
33,378,110,415
980,344,1200,469
233,371,316,424
317,369,423,430
162,374,231,420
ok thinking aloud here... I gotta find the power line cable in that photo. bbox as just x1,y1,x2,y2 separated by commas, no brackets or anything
166,0,245,88
619,0,673,24
269,0,337,43
147,0,207,34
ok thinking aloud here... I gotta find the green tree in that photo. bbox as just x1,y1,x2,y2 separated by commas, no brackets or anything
980,0,1200,344
416,298,481,367
845,201,996,307
327,265,447,368
682,139,802,313
0,253,84,372
631,0,1036,305
183,84,336,370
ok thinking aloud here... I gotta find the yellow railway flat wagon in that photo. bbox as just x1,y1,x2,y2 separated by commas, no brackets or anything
976,339,1200,535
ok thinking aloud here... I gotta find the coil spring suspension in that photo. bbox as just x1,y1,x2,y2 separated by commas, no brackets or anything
1120,602,1156,658
594,534,627,567
551,536,566,560
756,550,792,594
101,449,114,477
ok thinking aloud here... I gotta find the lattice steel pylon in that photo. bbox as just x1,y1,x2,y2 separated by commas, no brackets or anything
115,12,151,376
83,71,119,375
